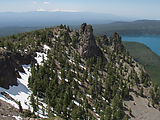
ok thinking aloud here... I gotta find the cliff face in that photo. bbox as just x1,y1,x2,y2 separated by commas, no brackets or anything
0,49,35,89
0,52,18,89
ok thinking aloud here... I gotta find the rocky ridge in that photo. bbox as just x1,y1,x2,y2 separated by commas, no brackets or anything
0,23,157,120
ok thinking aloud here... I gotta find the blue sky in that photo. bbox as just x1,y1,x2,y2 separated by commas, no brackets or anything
0,0,160,19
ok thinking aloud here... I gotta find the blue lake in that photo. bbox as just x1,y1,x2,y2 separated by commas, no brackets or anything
122,36,160,56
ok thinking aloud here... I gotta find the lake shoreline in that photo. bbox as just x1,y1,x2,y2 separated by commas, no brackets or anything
122,36,160,56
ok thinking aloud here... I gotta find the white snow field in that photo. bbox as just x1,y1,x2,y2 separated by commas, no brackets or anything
0,46,51,119
0,65,31,109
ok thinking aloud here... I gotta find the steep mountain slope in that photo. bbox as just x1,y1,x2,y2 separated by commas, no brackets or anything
123,41,160,84
0,24,159,120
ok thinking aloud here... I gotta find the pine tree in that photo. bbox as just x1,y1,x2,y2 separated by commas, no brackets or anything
140,87,144,97
123,115,128,120
129,108,132,116
18,101,23,113
30,94,38,113
104,106,112,120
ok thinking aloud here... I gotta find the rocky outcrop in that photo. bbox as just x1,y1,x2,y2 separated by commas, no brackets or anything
0,48,35,89
109,32,122,45
99,35,109,47
78,23,103,58
0,52,18,89
108,32,124,52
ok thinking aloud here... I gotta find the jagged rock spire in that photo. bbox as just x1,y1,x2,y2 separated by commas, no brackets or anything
108,32,124,52
78,23,103,59
80,23,87,34
109,32,122,45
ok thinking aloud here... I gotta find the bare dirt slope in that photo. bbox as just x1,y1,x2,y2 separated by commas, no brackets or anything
124,92,160,120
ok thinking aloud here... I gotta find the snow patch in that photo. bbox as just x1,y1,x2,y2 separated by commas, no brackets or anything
102,97,105,101
43,45,51,51
0,64,50,118
102,97,109,103
74,78,82,85
73,100,80,106
35,52,47,65
58,75,62,80
58,75,69,82
55,35,59,38
79,64,86,70
71,69,77,74
0,65,31,109
67,55,71,59
69,59,75,65
86,94,92,98
93,107,96,112
65,78,69,82
95,113,100,119
24,49,28,53
12,115,22,120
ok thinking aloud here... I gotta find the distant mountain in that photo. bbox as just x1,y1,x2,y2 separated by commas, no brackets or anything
90,20,160,36
0,11,132,27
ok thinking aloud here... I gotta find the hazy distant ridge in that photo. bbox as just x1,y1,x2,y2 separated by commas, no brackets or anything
0,11,131,27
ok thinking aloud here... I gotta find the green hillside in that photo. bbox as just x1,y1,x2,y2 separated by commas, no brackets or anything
0,27,42,36
123,41,160,84
93,20,160,36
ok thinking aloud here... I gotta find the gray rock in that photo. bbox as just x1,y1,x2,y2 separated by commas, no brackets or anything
78,23,103,59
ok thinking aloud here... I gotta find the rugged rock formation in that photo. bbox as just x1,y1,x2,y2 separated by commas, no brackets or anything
78,23,103,58
108,32,124,52
99,35,109,47
0,52,18,89
0,48,35,89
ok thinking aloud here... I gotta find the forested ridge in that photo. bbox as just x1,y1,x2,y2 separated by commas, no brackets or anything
0,23,160,120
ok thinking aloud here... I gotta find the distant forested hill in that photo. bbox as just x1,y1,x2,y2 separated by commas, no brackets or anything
92,20,160,36
123,41,160,84
0,27,42,36
71,20,160,36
